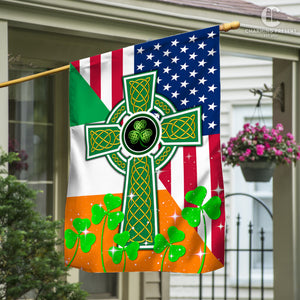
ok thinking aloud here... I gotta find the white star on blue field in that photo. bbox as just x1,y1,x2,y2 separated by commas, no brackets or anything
134,26,220,136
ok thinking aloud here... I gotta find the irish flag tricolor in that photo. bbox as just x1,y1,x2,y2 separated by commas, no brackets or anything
65,26,225,273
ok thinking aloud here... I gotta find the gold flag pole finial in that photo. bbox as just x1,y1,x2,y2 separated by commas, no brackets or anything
219,21,240,32
0,21,240,89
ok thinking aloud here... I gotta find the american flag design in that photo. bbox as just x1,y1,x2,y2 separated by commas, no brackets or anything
65,25,225,273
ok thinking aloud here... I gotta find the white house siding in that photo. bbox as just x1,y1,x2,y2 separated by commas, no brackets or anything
247,0,300,17
169,53,273,300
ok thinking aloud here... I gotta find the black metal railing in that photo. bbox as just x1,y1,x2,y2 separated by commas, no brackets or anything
198,193,273,300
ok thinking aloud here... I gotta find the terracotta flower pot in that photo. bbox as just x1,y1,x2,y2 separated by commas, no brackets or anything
240,161,276,182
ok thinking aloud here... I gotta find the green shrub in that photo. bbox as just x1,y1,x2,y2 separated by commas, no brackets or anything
0,151,87,300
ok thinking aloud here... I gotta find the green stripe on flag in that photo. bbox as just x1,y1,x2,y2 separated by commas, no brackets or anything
69,64,109,127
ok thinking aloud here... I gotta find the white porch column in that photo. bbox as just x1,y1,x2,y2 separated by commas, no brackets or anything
0,21,8,152
273,58,300,300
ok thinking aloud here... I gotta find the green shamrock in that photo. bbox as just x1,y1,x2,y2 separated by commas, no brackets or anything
65,218,96,267
91,193,124,272
109,231,140,272
182,186,222,273
182,186,221,227
154,226,186,272
92,194,124,230
128,120,153,147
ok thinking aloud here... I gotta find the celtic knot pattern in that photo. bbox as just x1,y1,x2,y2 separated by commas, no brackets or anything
110,105,125,124
129,77,151,113
155,147,172,165
154,99,171,115
90,129,120,152
125,157,153,243
161,115,196,141
111,153,126,169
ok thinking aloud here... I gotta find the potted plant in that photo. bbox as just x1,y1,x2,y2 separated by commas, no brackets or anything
221,123,300,182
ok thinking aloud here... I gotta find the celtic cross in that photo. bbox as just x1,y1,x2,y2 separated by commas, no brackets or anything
85,71,202,249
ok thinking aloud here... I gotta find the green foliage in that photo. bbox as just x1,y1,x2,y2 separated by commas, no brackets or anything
0,150,87,300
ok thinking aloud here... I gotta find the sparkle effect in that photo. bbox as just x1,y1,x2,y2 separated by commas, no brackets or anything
195,249,206,259
170,211,181,223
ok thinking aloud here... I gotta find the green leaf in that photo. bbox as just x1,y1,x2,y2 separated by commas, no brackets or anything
107,211,124,230
185,186,207,206
91,204,106,225
140,129,153,143
134,120,147,131
154,234,169,253
168,245,186,262
114,231,130,247
80,233,96,253
65,229,78,249
125,242,140,260
73,218,91,234
109,246,123,264
104,194,122,212
128,130,139,144
182,207,201,227
202,196,222,220
167,226,185,244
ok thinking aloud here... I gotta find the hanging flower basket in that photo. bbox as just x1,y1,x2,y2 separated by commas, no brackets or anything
240,160,276,182
222,123,300,182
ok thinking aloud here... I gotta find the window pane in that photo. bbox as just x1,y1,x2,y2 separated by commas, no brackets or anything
79,271,118,298
9,123,53,181
9,68,53,124
9,65,54,216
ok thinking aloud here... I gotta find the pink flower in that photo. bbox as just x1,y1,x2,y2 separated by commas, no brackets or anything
276,135,283,143
287,148,293,153
276,123,284,132
244,149,251,157
243,123,250,130
287,132,294,140
265,142,271,149
275,149,283,156
222,155,226,162
263,133,272,140
239,156,245,162
256,144,265,156
271,128,278,137
227,147,232,155
261,126,268,133
284,157,291,164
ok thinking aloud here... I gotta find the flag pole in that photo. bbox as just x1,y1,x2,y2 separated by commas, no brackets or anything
0,21,240,89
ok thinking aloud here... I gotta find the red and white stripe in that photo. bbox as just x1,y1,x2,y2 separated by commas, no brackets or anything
159,135,225,263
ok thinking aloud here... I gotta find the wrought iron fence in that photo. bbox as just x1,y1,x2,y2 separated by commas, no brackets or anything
198,193,274,300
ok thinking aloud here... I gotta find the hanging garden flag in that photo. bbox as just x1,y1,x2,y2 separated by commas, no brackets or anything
65,25,225,273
